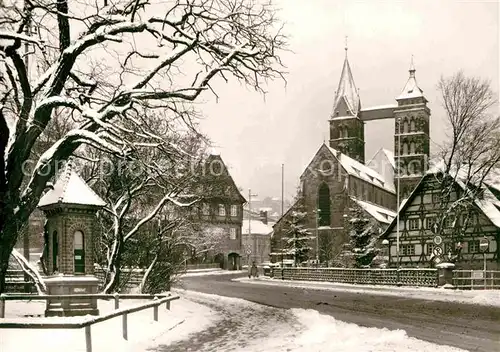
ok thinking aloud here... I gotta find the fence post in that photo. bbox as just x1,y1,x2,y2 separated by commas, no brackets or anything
122,313,128,340
0,294,5,318
471,270,474,290
85,325,92,352
153,296,158,321
114,293,120,310
166,293,171,310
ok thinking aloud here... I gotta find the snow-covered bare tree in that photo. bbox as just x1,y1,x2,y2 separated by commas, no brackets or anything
0,0,286,292
429,71,500,262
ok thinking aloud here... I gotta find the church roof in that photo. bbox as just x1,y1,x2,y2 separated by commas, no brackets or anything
38,162,106,209
332,51,361,116
326,145,396,193
396,61,426,101
367,148,396,170
351,198,396,224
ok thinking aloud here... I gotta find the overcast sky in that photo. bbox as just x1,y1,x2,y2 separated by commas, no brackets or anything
197,0,499,202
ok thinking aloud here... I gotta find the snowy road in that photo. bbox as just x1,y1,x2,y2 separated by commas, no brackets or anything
152,290,467,352
172,273,500,352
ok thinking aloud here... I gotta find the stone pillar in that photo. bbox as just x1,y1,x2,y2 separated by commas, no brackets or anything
436,262,455,289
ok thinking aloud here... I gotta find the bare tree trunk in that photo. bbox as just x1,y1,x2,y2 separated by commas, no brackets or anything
103,233,124,293
139,254,158,293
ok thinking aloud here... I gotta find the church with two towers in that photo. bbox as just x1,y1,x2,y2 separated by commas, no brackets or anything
272,46,432,264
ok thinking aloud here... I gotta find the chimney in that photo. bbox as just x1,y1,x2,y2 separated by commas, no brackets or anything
259,210,268,225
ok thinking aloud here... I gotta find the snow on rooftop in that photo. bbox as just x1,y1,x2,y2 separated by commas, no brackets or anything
360,104,398,111
352,198,396,224
242,219,273,235
396,68,425,101
382,149,395,168
367,148,396,170
258,207,273,212
38,162,106,208
332,54,361,116
424,162,500,228
327,146,396,193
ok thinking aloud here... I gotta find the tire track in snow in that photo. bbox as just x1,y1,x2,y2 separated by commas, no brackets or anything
152,292,303,352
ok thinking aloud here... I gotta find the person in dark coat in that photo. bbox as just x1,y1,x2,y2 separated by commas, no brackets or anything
249,261,259,278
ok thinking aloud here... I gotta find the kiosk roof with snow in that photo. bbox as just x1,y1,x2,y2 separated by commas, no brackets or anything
38,162,106,210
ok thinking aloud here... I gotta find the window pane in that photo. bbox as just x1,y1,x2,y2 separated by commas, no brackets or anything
74,231,84,250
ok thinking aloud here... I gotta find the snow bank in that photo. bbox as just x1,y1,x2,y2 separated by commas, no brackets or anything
235,277,500,307
0,296,217,352
283,309,466,352
173,290,466,352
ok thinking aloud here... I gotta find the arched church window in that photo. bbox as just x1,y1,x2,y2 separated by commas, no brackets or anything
403,120,409,133
410,142,415,154
407,162,414,175
74,230,85,274
403,143,408,155
410,118,415,132
317,183,331,227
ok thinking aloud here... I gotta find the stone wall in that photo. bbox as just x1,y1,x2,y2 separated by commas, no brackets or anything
273,267,439,287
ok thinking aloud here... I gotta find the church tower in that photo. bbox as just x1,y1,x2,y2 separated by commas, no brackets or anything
393,60,431,199
329,46,365,164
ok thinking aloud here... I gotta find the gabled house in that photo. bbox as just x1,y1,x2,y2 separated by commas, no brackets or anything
381,171,500,270
184,153,246,269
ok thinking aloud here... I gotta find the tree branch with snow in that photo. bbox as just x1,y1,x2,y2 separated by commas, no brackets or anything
0,0,286,293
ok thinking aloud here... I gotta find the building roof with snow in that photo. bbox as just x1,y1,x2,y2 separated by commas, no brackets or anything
351,198,396,224
242,219,273,235
326,145,395,193
331,49,361,117
38,162,106,209
396,61,426,101
381,169,500,237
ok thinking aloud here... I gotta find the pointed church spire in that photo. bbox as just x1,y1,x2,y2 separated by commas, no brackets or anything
396,56,425,101
332,39,361,117
409,54,415,76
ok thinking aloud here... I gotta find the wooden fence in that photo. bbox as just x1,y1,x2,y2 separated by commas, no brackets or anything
0,293,180,352
272,267,439,287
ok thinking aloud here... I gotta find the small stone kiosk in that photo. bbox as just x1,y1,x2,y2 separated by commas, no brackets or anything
38,162,106,317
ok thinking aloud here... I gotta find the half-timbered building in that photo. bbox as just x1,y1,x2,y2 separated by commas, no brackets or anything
381,172,500,270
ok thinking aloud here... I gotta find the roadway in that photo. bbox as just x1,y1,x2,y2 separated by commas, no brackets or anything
176,273,500,352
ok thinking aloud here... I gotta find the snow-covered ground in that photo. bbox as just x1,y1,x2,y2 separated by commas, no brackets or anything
0,289,478,351
234,277,500,307
0,296,217,352
162,289,466,352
